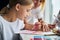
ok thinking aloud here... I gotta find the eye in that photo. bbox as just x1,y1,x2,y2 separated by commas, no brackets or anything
40,0,42,2
27,9,31,12
37,0,42,2
27,10,29,12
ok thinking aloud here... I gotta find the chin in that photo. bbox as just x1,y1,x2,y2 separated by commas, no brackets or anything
21,17,25,20
18,17,24,20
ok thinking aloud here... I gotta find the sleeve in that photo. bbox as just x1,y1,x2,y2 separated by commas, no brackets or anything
19,20,25,30
0,22,4,40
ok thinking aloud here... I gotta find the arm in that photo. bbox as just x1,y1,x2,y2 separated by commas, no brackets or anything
24,18,34,30
24,18,50,31
24,23,33,30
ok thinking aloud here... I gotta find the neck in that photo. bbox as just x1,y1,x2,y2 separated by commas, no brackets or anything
2,10,17,22
17,15,24,20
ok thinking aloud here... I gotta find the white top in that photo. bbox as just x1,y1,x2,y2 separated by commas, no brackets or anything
0,16,24,40
27,6,43,24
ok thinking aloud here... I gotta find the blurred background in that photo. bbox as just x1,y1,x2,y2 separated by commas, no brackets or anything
44,0,60,24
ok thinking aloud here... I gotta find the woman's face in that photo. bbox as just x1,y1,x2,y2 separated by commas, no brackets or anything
33,0,41,6
17,3,34,20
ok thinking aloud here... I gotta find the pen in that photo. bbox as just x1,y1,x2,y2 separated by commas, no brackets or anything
54,15,60,22
44,34,60,36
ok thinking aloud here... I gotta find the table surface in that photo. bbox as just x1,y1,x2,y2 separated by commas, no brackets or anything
20,30,60,40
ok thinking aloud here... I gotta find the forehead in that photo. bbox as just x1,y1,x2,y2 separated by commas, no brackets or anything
33,0,41,1
21,3,34,9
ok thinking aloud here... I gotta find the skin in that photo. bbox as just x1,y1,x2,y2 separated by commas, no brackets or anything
33,0,41,8
24,18,50,32
2,0,50,32
2,7,17,22
16,3,34,20
24,0,50,32
2,3,34,22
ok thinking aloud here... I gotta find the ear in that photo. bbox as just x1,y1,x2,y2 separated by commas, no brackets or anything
15,4,20,11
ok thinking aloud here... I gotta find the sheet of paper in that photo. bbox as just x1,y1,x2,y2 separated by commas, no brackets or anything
20,30,35,34
20,30,55,35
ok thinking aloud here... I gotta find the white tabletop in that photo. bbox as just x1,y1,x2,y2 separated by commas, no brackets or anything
20,30,60,40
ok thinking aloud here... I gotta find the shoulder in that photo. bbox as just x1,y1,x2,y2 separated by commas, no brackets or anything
0,20,3,28
0,16,3,28
0,15,4,22
0,20,3,33
0,18,3,40
18,19,25,29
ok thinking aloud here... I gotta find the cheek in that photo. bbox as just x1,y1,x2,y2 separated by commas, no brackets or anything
18,9,28,18
21,11,27,17
23,12,27,16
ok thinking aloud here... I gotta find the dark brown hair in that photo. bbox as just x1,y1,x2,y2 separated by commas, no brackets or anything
0,0,33,14
9,0,33,8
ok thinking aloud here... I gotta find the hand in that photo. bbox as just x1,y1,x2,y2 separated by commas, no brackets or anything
32,22,41,31
39,20,50,32
32,21,51,32
42,24,50,32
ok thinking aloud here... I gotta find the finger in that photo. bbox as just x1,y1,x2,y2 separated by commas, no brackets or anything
42,25,45,32
44,25,48,32
38,25,42,31
46,26,50,32
43,25,50,32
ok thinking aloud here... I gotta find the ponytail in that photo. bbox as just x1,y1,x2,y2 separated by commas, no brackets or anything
0,0,33,15
0,6,9,15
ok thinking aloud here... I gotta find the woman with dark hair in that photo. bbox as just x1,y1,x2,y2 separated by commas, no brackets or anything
0,0,33,40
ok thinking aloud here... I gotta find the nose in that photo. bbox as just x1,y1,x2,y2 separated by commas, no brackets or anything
34,1,37,3
26,11,31,17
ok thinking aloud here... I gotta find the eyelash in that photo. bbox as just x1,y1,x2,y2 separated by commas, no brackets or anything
27,10,31,12
27,10,29,12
